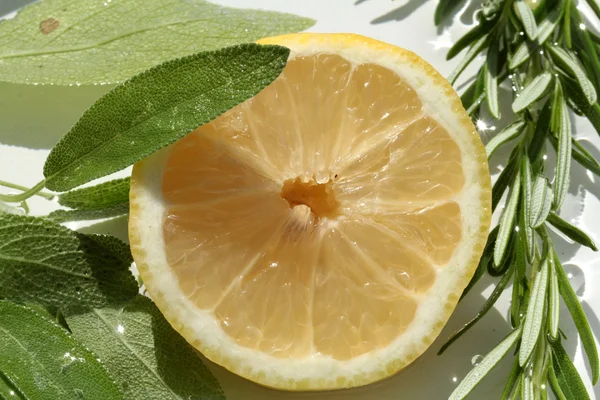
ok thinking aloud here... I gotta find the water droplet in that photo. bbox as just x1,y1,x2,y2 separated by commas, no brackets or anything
116,324,125,334
564,264,585,296
450,375,459,384
471,354,484,366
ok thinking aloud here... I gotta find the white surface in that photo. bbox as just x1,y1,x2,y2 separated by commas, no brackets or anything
0,0,599,399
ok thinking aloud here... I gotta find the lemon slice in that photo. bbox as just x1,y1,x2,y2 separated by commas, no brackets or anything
129,33,491,390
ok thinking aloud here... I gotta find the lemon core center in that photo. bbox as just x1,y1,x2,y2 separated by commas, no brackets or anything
280,177,340,219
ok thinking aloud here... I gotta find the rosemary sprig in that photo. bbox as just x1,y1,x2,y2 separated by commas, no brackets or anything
435,0,600,398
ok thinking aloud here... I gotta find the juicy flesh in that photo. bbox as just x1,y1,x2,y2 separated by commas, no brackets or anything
162,53,465,361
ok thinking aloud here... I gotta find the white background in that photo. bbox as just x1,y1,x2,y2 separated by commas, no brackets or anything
1,1,599,399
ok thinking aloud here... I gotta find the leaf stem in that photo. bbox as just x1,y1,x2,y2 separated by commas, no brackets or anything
0,180,50,202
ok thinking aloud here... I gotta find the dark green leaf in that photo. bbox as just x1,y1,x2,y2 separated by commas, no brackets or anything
547,212,598,250
512,72,553,113
0,301,122,399
494,173,521,266
0,0,313,85
563,75,600,137
572,7,600,93
548,46,597,105
550,340,592,399
548,135,600,177
520,156,535,262
461,226,499,300
0,213,137,309
551,81,564,134
486,121,525,158
500,359,521,400
510,7,562,69
65,296,225,400
0,372,24,400
439,266,514,355
548,362,568,400
43,44,290,191
493,149,520,211
519,258,548,366
528,101,551,162
448,21,494,60
434,0,464,25
555,252,600,384
448,327,523,400
57,178,130,210
553,99,572,210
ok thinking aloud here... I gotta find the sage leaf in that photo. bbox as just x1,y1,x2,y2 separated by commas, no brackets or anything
439,266,513,355
548,259,560,339
65,296,225,400
486,121,526,158
554,100,572,210
494,173,521,267
48,178,131,222
512,72,553,113
549,46,597,105
530,176,553,228
0,301,122,399
0,213,137,309
43,44,290,191
449,327,523,400
0,0,313,85
515,0,538,40
555,253,600,384
519,258,549,366
448,34,489,84
547,211,598,251
550,340,592,399
485,44,500,119
510,7,562,69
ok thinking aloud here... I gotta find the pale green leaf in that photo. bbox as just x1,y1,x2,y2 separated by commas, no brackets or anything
47,204,130,223
555,253,600,383
530,176,553,228
0,213,137,309
448,34,489,84
486,121,526,158
0,201,25,215
0,373,23,400
0,0,313,85
519,258,549,366
66,296,225,399
550,340,592,399
520,156,534,262
515,0,538,40
549,46,597,105
494,173,521,266
485,43,500,119
512,72,553,113
449,327,523,400
521,373,534,400
554,100,572,210
43,44,289,191
548,259,560,339
0,301,122,399
510,7,561,69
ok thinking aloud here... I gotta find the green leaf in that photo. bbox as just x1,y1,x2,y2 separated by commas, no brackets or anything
520,156,535,262
0,213,137,310
0,0,313,85
551,81,564,134
440,266,513,354
528,101,551,162
461,226,499,301
486,121,526,158
65,296,225,400
562,76,600,137
547,212,598,250
434,0,463,25
553,100,572,210
500,359,521,400
548,258,560,339
448,35,489,84
494,173,521,266
43,44,289,191
512,72,553,113
0,301,122,399
48,178,131,222
555,253,600,384
565,138,600,177
519,257,549,366
485,42,501,119
448,327,523,400
0,372,24,400
515,0,538,40
530,175,553,228
521,372,533,400
493,149,520,211
548,362,568,400
550,340,592,399
447,21,494,60
548,46,597,105
510,7,562,69
587,0,600,21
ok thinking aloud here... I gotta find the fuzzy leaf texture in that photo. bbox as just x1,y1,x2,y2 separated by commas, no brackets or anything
48,178,131,222
0,301,122,399
0,213,137,309
43,44,290,191
65,296,225,400
0,0,313,85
